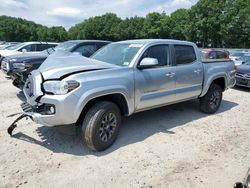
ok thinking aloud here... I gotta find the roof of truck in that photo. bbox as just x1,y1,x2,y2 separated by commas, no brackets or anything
115,39,195,46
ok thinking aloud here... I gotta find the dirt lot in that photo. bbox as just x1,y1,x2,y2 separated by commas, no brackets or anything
0,73,249,188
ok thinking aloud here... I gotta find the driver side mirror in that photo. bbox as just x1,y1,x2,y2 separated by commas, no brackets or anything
138,58,159,70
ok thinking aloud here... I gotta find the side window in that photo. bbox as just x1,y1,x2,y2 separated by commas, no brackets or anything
36,44,47,51
36,44,57,51
74,44,97,57
19,44,36,52
209,51,217,59
217,51,226,59
174,45,196,65
48,44,57,48
141,45,170,66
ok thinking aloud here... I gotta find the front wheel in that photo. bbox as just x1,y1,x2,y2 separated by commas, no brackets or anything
199,84,223,114
82,101,121,151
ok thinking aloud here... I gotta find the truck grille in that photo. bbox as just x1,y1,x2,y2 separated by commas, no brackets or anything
21,102,33,113
1,60,9,73
23,71,44,105
24,76,34,97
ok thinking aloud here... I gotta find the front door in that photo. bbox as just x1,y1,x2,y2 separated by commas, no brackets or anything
134,44,176,111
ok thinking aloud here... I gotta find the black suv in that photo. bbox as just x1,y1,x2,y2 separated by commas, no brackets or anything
1,40,110,88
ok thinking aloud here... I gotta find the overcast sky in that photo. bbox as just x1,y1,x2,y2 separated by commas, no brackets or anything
0,0,198,29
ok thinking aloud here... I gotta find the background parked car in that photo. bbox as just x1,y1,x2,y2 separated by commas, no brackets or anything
0,42,58,64
234,53,250,66
201,49,229,60
229,51,248,61
1,40,110,88
235,59,250,88
0,42,20,50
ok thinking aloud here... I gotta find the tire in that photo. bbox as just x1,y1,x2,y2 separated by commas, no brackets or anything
199,84,223,114
82,101,121,151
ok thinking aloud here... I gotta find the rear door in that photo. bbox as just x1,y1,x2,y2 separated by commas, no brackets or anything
173,45,203,100
134,44,176,111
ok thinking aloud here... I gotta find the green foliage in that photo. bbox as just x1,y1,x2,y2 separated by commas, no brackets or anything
0,15,68,42
189,0,250,48
170,9,189,40
0,0,249,48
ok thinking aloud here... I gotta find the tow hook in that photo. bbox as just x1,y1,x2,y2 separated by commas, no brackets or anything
7,114,32,136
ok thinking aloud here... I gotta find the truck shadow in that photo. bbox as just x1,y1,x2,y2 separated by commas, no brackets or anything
13,99,238,156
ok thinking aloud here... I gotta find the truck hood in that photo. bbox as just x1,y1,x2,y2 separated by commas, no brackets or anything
236,64,250,74
39,51,118,80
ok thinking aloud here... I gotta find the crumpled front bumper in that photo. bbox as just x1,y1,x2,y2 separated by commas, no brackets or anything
21,92,80,127
21,102,55,127
22,70,82,127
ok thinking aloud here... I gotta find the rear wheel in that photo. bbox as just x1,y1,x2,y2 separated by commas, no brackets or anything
199,84,222,114
82,101,121,151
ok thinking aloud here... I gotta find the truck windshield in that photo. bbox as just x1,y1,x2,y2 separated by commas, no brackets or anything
91,43,143,66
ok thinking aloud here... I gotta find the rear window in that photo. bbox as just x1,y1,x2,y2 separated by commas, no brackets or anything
174,45,196,65
217,51,227,59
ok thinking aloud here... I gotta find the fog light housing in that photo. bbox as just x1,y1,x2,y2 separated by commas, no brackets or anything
39,104,56,115
49,106,55,114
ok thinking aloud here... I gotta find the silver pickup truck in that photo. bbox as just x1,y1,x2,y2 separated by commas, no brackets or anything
19,39,236,151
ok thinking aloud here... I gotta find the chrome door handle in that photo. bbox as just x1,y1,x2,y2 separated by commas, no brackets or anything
194,69,201,74
166,72,175,78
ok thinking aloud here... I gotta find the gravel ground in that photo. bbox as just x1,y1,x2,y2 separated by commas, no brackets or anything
0,73,249,188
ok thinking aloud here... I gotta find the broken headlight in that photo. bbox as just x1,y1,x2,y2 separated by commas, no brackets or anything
43,80,80,95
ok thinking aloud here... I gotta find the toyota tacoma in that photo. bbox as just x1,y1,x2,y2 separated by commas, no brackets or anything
14,39,236,151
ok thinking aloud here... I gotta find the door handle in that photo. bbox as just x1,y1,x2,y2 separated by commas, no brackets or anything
194,69,201,74
166,72,175,78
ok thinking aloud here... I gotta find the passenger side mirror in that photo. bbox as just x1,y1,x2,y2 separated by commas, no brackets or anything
138,58,159,70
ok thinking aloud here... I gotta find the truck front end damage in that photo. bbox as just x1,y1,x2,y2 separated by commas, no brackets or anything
7,69,81,135
22,71,80,126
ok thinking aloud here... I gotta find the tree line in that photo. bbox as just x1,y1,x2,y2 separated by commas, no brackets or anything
0,0,249,48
